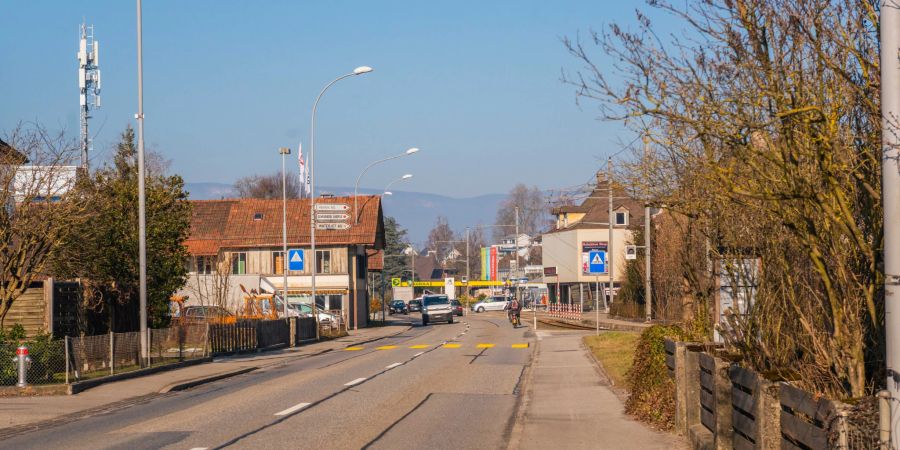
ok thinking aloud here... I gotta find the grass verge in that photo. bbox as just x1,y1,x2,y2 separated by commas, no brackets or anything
582,331,640,387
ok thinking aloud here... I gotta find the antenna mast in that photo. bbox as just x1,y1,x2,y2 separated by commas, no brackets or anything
78,22,101,170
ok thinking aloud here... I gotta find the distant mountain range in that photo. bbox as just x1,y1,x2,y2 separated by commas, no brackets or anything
185,182,506,244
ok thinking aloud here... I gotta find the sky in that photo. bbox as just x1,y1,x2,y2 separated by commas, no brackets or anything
1,1,675,198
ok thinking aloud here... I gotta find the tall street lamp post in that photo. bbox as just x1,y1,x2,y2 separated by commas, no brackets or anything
355,148,418,223
309,65,372,340
383,173,413,196
135,0,149,364
280,146,291,318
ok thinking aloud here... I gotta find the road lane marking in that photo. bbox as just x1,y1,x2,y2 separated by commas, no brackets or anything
345,377,367,386
190,448,208,450
344,347,364,351
385,362,403,369
274,402,311,416
376,345,397,350
443,343,461,348
512,343,529,349
477,343,495,348
414,351,425,357
409,344,429,349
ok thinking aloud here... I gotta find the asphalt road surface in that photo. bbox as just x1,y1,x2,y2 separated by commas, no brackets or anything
2,312,533,450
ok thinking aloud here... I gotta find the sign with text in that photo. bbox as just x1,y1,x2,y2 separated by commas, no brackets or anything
314,204,349,211
543,266,557,276
581,241,608,252
316,213,349,222
316,222,350,230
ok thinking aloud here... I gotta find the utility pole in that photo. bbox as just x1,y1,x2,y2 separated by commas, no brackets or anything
135,0,148,364
515,206,520,307
881,3,900,447
607,157,615,312
643,137,652,323
280,147,291,318
466,227,471,299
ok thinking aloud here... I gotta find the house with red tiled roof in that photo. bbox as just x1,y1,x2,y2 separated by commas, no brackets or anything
177,195,384,329
541,172,646,304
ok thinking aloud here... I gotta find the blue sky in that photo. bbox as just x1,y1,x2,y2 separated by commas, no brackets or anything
1,1,672,197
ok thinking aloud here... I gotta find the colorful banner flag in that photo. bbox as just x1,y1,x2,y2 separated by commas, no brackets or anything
298,142,311,198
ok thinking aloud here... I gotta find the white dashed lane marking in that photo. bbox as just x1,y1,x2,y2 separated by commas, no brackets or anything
274,403,311,416
344,377,367,386
385,362,403,369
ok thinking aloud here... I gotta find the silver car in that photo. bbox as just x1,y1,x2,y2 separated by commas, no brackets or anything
421,295,454,326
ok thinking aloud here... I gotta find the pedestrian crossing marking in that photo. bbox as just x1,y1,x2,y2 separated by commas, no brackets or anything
511,343,529,349
344,347,364,351
409,344,429,349
477,343,495,348
442,343,461,348
376,345,397,350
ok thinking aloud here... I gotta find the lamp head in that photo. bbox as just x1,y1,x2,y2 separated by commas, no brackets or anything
402,174,413,180
353,66,373,75
384,191,393,196
405,148,419,155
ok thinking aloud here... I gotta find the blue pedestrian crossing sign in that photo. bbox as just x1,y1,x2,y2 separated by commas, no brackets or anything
288,249,304,271
588,250,606,274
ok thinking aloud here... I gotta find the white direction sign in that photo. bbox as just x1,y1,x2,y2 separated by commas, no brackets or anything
314,204,350,212
316,213,350,222
316,222,350,230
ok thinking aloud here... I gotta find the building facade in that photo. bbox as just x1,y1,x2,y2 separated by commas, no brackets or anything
541,173,644,305
178,195,384,329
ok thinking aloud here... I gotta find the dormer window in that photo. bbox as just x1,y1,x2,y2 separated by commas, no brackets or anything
615,211,628,226
253,213,263,221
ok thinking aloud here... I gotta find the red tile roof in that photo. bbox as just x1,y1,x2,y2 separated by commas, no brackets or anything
185,196,384,255
366,249,384,271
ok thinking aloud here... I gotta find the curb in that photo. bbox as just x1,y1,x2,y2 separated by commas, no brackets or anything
68,357,213,395
159,366,258,393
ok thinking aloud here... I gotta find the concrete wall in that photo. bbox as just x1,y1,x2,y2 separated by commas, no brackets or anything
541,227,635,284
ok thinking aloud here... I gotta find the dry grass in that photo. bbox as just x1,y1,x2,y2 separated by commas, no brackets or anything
583,331,640,387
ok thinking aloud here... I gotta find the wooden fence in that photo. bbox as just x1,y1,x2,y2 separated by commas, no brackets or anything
209,321,257,354
780,383,836,449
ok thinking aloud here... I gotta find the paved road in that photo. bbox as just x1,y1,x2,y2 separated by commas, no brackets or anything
1,313,532,450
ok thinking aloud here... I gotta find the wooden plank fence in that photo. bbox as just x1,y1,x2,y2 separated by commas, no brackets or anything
779,383,835,450
209,322,257,354
699,352,717,435
664,338,676,379
729,365,758,450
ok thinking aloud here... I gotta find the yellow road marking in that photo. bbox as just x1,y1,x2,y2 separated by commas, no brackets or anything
442,343,461,348
512,343,529,349
477,343,495,349
408,344,429,349
376,345,398,350
345,347,364,351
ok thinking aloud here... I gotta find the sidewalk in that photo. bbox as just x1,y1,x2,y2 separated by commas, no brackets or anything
511,331,685,450
0,321,411,431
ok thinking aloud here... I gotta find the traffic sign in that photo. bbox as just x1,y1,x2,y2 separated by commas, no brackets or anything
288,249,304,271
588,250,606,274
315,204,349,211
391,278,401,287
316,213,350,222
316,223,350,230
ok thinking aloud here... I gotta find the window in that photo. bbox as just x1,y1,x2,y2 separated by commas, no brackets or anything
615,211,628,226
195,256,214,274
231,252,247,274
273,251,284,275
316,250,332,274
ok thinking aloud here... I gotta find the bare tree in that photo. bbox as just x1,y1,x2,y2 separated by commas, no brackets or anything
234,172,300,200
0,124,92,327
494,184,545,240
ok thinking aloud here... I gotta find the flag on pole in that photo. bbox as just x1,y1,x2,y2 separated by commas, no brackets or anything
298,142,310,198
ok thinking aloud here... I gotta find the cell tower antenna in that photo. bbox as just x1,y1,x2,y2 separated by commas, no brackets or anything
78,22,101,170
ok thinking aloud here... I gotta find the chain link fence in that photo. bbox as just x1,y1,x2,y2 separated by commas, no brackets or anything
0,340,66,386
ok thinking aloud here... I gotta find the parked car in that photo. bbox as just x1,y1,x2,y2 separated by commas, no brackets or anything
471,296,510,313
450,299,464,316
408,298,423,313
389,300,408,315
421,295,453,326
294,303,339,324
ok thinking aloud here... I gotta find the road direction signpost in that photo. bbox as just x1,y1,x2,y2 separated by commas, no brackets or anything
316,223,350,230
315,204,350,212
316,213,350,221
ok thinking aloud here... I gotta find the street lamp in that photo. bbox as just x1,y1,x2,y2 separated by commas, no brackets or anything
136,0,148,364
279,147,291,318
354,149,418,224
383,173,413,196
310,65,372,339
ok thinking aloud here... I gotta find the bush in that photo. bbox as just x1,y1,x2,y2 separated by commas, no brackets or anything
624,324,684,430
